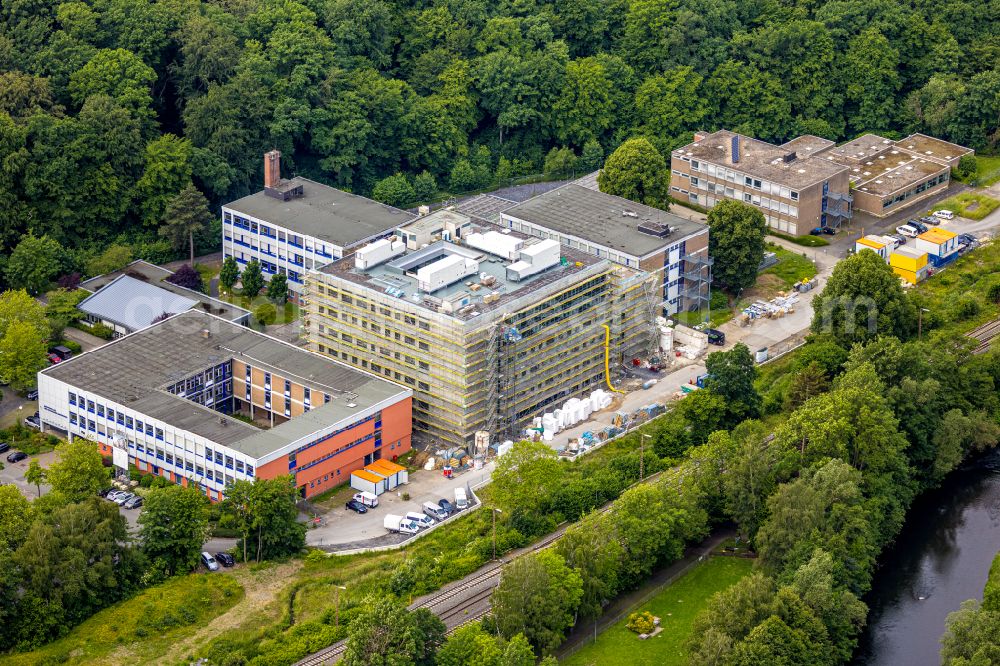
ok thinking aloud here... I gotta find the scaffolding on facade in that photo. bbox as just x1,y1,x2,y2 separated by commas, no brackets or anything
682,252,714,324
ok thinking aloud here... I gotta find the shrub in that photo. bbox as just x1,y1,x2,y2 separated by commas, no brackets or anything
254,302,277,326
952,293,981,321
166,264,205,292
987,281,1000,304
88,322,116,339
627,611,656,634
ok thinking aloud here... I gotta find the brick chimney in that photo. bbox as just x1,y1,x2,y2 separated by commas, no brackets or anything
264,150,281,189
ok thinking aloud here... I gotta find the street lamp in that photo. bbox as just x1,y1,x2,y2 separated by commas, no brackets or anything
641,433,651,481
918,307,930,339
333,585,346,628
492,508,503,560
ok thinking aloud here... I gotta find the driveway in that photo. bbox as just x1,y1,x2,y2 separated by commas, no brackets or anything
62,327,109,352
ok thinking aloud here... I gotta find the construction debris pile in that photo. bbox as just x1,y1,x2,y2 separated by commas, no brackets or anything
560,403,667,457
526,390,615,441
739,293,799,325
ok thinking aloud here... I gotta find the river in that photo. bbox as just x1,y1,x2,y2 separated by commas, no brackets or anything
853,448,1000,665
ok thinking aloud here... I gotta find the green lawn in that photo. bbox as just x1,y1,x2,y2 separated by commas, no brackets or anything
761,244,818,288
3,573,244,666
562,556,754,666
968,155,1000,186
768,231,830,247
931,192,1000,221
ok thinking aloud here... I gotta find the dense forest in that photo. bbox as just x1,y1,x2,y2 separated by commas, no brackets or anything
1,0,999,264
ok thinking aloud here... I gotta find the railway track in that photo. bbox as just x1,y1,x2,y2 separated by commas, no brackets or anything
293,474,666,666
969,318,1000,354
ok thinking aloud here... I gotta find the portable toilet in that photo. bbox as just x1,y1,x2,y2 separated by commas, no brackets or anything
855,236,890,262
915,228,959,266
889,246,929,285
350,469,387,496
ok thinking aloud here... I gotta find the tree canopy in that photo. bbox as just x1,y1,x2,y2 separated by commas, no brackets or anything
706,200,768,294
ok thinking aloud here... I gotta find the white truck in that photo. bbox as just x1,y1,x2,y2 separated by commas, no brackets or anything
384,514,419,534
454,487,469,510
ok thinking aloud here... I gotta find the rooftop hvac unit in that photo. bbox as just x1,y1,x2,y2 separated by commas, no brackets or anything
637,221,672,238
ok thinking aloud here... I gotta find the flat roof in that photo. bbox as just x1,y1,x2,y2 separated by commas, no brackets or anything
674,130,847,189
780,135,836,156
892,246,927,260
919,228,958,244
78,275,198,331
352,469,384,483
453,194,519,224
896,134,973,165
502,184,706,257
819,134,895,166
79,261,251,324
849,157,944,197
857,237,886,249
41,310,408,457
225,177,416,247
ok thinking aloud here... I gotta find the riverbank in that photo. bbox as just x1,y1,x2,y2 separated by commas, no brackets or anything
853,448,1000,665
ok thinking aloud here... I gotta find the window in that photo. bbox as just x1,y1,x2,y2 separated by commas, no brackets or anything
236,460,244,473
206,470,215,481
69,392,77,405
790,191,799,201
205,446,213,460
70,413,78,424
186,461,194,472
136,419,144,432
126,416,133,429
246,465,254,476
97,405,104,417
146,424,154,436
284,379,291,396
225,455,234,469
87,400,95,412
155,428,164,440
197,465,204,476
264,372,271,389
117,413,124,425
324,393,331,404
303,387,311,405
215,452,223,464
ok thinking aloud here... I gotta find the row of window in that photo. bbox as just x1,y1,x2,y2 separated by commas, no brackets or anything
674,160,800,201
224,212,333,256
880,172,948,209
227,252,303,283
286,412,381,468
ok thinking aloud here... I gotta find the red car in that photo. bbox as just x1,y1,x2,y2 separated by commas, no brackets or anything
47,353,62,364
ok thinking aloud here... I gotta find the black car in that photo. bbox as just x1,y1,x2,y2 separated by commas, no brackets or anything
0,443,9,454
438,498,454,514
706,329,725,346
6,451,27,463
821,226,836,235
215,552,236,567
345,499,368,513
908,220,928,233
26,389,38,401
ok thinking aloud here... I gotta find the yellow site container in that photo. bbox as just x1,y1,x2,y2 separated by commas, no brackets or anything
890,246,929,284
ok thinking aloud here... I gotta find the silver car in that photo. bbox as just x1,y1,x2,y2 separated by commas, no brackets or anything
201,552,219,571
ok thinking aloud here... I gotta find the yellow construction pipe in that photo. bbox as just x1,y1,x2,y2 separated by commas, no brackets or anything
602,324,624,393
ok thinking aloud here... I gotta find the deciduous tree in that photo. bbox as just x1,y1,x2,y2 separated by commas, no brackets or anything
219,256,240,293
706,201,767,295
241,259,264,298
5,233,65,295
267,273,288,304
138,485,209,578
0,320,49,391
597,137,670,210
45,439,109,504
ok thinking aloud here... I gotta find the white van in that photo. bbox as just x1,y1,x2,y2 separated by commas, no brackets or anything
896,225,920,238
406,511,435,529
353,491,379,508
932,209,954,220
423,501,449,521
384,514,419,534
454,487,469,510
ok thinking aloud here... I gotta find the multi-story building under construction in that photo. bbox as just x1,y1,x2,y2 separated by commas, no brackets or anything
303,209,669,446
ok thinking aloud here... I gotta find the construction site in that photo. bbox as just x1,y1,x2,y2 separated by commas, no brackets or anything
303,205,711,448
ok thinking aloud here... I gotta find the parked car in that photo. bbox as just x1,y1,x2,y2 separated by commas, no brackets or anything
706,329,725,346
0,443,9,454
51,345,73,361
6,451,27,463
454,487,469,511
920,216,940,226
114,492,135,506
406,511,435,529
46,353,62,365
423,501,449,521
437,498,455,515
24,415,41,430
352,491,379,508
907,220,928,233
888,233,907,246
123,495,144,509
896,225,920,238
384,514,419,534
215,552,236,567
105,489,125,502
99,487,114,498
26,389,38,401
201,552,220,571
933,209,955,220
345,499,368,514
957,233,978,245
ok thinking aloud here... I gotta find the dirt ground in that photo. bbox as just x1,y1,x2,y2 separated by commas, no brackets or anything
109,559,304,665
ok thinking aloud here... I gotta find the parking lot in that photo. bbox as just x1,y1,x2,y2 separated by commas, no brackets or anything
303,462,495,549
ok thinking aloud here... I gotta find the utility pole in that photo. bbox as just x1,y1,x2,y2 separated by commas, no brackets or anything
492,508,503,560
641,433,650,481
333,585,346,628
